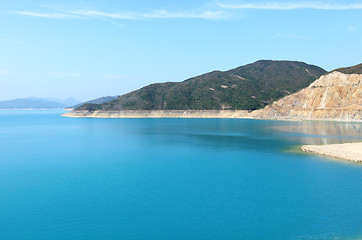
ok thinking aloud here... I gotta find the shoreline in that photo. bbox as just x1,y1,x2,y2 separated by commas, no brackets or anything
0,108,65,110
301,142,362,162
62,110,362,122
62,110,251,119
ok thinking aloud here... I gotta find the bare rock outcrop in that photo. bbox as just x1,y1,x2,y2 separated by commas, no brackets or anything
251,71,362,121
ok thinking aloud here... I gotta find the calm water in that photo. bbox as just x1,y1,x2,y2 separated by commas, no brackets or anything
0,110,361,240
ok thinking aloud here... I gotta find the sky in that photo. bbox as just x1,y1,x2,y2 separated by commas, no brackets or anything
0,0,361,101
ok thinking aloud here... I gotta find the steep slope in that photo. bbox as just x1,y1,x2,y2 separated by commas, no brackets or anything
251,67,362,121
77,60,326,111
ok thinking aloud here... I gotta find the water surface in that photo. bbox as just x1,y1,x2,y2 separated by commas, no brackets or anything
0,110,361,240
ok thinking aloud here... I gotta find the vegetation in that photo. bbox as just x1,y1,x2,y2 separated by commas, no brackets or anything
71,96,118,108
77,60,327,111
334,63,362,74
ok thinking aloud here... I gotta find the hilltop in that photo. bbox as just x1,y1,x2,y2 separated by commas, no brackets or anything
76,60,326,111
333,63,362,74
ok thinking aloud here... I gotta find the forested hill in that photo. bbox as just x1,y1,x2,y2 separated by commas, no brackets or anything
333,63,362,74
77,60,327,111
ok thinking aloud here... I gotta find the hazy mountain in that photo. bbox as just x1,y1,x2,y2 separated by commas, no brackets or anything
70,96,119,109
77,60,327,111
0,97,81,109
28,97,81,106
0,98,65,109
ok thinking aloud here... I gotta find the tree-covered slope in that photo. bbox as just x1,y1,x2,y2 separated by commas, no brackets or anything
333,63,362,74
77,60,326,111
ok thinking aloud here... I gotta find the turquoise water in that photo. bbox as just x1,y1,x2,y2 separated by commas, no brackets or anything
0,110,361,240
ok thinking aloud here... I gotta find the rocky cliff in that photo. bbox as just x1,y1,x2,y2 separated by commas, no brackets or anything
251,71,362,121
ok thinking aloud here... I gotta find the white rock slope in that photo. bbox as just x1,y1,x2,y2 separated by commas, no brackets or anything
251,71,362,121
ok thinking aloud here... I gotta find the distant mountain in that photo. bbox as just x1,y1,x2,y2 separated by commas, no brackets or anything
70,96,119,109
77,60,326,111
0,97,81,109
28,97,81,106
0,98,65,109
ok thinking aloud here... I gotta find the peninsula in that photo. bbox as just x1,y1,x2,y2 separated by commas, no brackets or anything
301,143,362,162
63,60,362,122
64,60,326,117
62,60,362,163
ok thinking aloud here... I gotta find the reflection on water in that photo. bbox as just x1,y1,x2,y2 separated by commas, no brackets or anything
131,119,362,151
1,113,362,240
272,121,362,145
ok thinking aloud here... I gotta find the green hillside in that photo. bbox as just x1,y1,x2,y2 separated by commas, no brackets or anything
77,60,326,111
70,96,118,109
334,63,362,74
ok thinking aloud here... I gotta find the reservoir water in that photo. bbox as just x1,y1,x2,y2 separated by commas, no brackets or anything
0,110,361,240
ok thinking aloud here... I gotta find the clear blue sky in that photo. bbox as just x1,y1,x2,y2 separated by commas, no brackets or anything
1,0,361,101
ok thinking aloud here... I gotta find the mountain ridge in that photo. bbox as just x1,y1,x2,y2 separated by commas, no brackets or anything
64,61,362,121
76,60,326,111
0,97,81,109
333,63,362,74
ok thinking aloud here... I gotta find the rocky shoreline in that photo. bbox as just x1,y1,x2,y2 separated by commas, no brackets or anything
62,110,250,118
62,109,362,122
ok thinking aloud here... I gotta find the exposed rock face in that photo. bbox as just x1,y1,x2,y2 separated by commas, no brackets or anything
251,71,362,121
